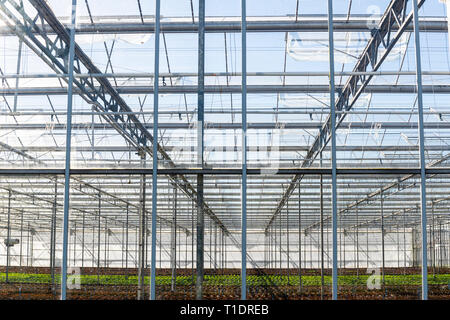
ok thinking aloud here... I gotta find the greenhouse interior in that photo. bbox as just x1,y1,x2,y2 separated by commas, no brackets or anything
0,0,449,301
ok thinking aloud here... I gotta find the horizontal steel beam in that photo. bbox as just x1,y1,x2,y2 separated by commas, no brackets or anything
4,144,450,153
0,167,450,175
1,122,450,130
2,84,450,95
0,15,445,35
2,70,450,79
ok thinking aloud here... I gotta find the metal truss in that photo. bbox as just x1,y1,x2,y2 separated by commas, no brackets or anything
0,0,229,235
265,0,426,233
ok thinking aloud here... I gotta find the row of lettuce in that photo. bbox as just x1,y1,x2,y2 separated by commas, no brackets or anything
1,273,449,287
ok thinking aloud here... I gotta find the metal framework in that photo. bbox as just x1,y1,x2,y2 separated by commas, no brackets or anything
0,0,449,301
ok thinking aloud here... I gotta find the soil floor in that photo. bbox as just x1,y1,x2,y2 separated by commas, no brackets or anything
0,266,449,300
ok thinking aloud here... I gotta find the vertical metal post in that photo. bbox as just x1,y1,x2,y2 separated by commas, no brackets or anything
356,207,359,278
276,223,279,269
19,210,23,268
279,213,282,268
271,229,274,269
138,167,147,300
431,202,435,275
268,228,271,268
286,201,290,285
221,230,224,271
196,0,205,301
171,188,177,292
304,228,307,270
27,224,30,267
150,0,161,301
91,107,95,160
412,0,428,300
184,232,188,269
159,217,162,269
309,231,312,268
50,190,55,290
224,234,227,269
343,224,346,268
320,168,324,299
381,191,386,295
271,228,273,268
125,204,129,271
268,229,271,268
339,225,342,269
209,222,212,268
191,201,194,285
178,223,180,271
60,0,77,300
241,0,248,301
214,225,217,270
327,0,338,300
6,190,11,283
444,223,448,268
396,225,400,269
97,195,101,284
298,182,302,295
74,222,77,266
367,225,370,268
104,221,107,268
185,229,188,269
81,211,85,268
92,225,95,267
122,222,124,269
403,209,407,273
264,233,267,267
444,224,450,267
135,227,138,269
274,218,277,268
438,221,442,270
196,173,204,300
13,40,22,112
30,227,33,267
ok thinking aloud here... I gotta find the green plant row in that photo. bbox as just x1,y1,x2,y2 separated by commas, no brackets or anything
1,272,449,287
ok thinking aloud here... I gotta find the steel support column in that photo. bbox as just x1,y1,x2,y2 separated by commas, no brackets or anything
286,201,290,285
29,225,33,267
60,0,77,300
19,210,23,268
327,0,338,300
50,181,57,294
196,175,204,300
241,0,248,301
13,40,22,112
171,188,177,292
412,0,428,300
381,191,386,296
126,204,129,271
6,189,11,283
356,207,359,277
191,200,194,286
196,0,205,301
298,182,302,295
149,0,161,301
137,169,147,300
97,195,101,284
81,211,85,268
320,156,325,300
